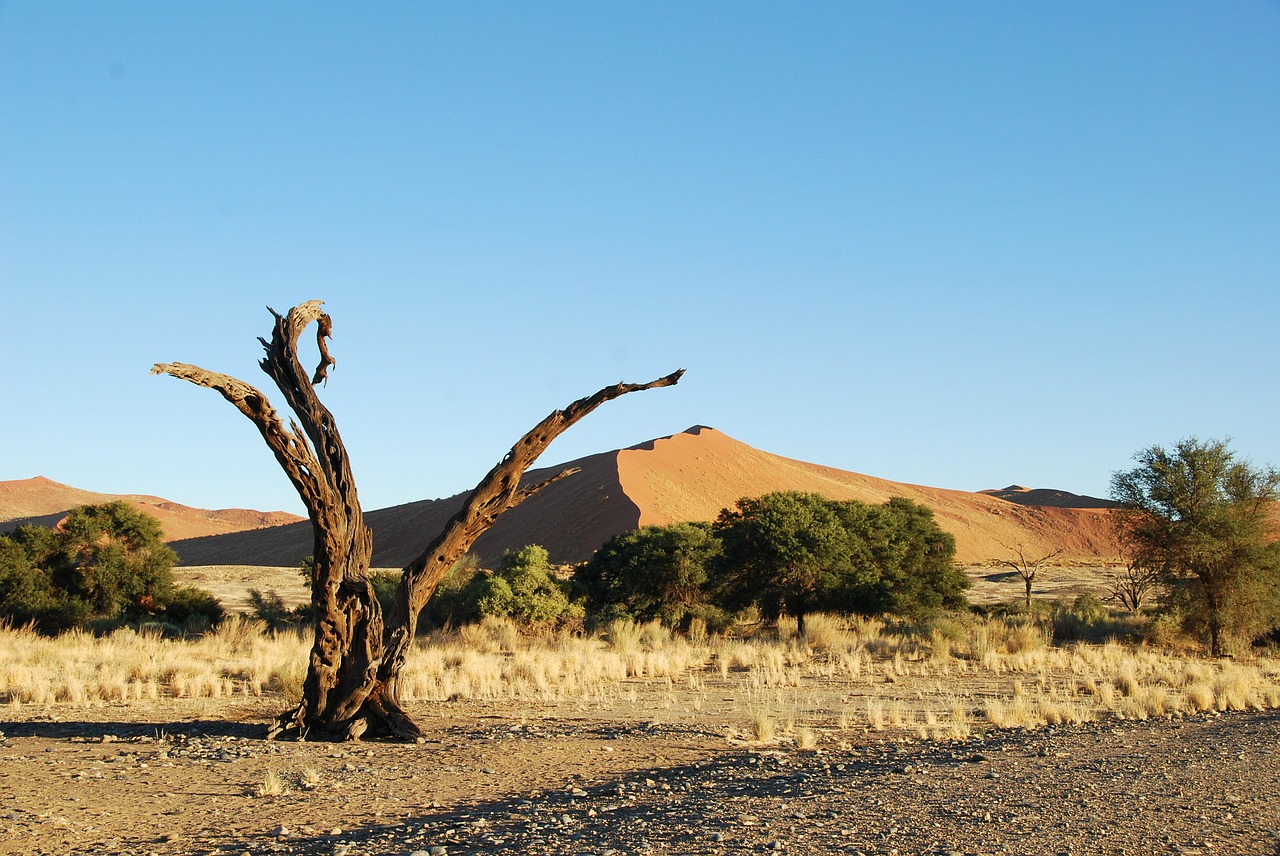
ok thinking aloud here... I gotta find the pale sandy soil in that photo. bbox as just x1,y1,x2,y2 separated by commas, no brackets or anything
176,566,311,614
176,563,1124,616
961,563,1124,606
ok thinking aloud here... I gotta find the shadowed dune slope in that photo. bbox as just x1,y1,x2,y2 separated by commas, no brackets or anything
979,484,1119,509
168,426,1123,568
0,476,303,541
168,447,641,569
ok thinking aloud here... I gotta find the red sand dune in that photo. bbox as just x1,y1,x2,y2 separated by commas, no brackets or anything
162,426,1124,568
0,476,303,542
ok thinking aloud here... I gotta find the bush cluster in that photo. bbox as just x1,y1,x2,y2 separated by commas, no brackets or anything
579,492,970,633
0,502,223,634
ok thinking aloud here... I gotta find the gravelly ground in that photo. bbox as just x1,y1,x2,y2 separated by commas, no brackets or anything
2,707,1277,856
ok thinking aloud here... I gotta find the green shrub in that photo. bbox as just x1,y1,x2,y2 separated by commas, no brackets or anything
580,522,720,626
248,588,307,633
0,504,221,635
163,585,226,632
472,545,584,630
421,556,483,630
1050,594,1140,645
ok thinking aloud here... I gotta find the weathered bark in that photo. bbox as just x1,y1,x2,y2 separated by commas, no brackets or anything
153,300,682,740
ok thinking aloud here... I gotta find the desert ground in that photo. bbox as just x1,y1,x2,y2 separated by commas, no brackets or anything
3,603,1278,856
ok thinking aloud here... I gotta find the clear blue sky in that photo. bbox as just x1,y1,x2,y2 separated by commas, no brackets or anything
3,2,1278,517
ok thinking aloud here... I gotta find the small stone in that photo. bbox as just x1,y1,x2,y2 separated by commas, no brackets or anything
571,787,588,797
710,832,725,842
274,825,290,838
768,840,785,850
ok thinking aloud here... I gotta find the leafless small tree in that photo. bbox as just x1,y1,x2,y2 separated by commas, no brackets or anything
996,543,1066,609
1106,560,1161,613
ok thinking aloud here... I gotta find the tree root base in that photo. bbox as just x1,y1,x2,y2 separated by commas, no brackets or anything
266,696,424,743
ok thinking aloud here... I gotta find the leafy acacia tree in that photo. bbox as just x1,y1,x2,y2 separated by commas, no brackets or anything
1111,437,1280,656
712,492,874,634
865,497,968,616
153,300,680,740
580,521,721,625
471,545,584,629
0,502,215,633
711,492,967,632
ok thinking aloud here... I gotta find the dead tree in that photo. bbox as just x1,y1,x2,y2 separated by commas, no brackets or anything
152,300,682,740
995,543,1066,609
1107,560,1160,613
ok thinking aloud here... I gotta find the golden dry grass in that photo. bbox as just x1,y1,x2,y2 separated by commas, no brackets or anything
2,614,1278,741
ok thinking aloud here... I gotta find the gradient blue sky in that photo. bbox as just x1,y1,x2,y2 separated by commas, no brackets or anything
3,2,1278,517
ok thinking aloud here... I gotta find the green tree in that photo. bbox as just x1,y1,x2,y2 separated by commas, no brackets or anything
55,502,177,621
1111,437,1280,656
472,545,584,629
711,492,968,633
0,503,220,633
581,516,721,624
864,497,969,616
712,492,872,634
579,522,721,626
0,532,62,628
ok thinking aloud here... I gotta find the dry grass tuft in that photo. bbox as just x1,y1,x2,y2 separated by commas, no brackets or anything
2,612,1277,747
256,769,285,797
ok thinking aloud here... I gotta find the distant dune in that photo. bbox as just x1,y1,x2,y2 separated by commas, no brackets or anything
979,484,1119,509
162,426,1125,568
0,476,303,541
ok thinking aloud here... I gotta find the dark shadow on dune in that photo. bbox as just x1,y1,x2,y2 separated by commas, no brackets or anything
172,448,642,569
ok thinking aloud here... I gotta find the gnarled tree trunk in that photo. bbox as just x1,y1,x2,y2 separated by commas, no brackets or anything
153,300,681,740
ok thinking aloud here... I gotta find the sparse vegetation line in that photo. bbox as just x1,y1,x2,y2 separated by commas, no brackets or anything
3,614,1276,739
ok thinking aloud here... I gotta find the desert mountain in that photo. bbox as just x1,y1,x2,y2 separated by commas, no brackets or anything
0,476,303,541
167,426,1123,568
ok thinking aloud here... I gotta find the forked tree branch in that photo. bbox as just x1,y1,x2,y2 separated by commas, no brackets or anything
390,370,685,628
149,361,326,509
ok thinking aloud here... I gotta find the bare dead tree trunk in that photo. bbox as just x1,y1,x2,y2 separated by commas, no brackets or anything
996,543,1066,610
153,300,682,740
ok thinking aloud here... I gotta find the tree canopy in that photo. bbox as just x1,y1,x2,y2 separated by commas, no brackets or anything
1111,437,1280,656
0,502,221,633
580,521,721,626
709,491,967,633
471,545,585,629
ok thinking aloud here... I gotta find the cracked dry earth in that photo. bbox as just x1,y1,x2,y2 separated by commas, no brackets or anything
1,702,1278,856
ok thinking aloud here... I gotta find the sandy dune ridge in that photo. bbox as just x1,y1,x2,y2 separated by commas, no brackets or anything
0,476,303,542
2,426,1123,569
